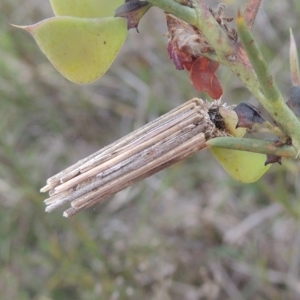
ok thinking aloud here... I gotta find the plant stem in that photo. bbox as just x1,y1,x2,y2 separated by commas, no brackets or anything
207,137,299,159
243,0,262,29
237,12,300,151
237,11,283,104
147,0,196,25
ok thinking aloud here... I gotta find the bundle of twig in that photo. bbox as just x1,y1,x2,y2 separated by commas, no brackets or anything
41,98,226,217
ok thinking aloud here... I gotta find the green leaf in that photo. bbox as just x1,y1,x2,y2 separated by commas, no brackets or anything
17,16,127,84
210,147,271,183
50,0,124,18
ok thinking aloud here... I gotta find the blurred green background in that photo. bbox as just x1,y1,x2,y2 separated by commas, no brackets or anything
1,0,300,299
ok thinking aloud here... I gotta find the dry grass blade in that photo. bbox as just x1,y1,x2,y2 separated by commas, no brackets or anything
290,29,300,86
41,98,227,217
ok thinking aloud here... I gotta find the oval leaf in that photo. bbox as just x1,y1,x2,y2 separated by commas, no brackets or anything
50,0,124,18
211,147,271,183
21,16,127,84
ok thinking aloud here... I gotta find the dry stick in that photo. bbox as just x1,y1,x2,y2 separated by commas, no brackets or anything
43,101,201,203
243,0,262,29
41,100,199,191
45,102,199,195
42,99,225,217
45,113,208,212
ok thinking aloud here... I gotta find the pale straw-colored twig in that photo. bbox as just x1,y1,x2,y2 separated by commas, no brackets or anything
41,98,226,217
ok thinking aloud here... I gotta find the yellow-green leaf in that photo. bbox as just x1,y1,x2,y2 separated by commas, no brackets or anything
211,147,271,183
50,0,124,18
210,107,270,183
18,16,127,84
